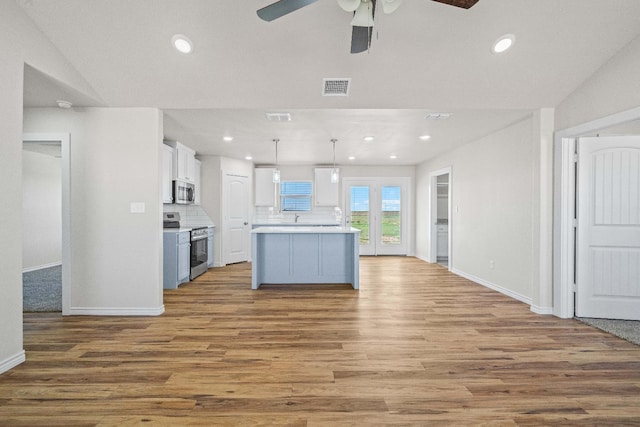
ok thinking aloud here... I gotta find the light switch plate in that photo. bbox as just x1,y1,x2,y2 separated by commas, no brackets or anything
130,202,146,213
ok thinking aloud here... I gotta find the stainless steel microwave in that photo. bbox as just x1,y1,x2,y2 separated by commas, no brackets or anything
173,180,195,204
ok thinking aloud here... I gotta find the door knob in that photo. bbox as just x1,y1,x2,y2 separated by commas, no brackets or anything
244,222,249,225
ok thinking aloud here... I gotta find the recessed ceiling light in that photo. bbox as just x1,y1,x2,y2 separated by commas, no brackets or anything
172,34,193,54
363,136,374,142
390,155,397,159
348,156,356,160
56,99,72,109
419,135,431,141
492,34,515,54
223,136,234,142
245,156,253,160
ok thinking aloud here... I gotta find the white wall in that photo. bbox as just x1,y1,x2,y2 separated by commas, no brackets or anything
23,107,164,315
416,117,536,303
0,0,104,374
22,149,62,270
555,34,640,130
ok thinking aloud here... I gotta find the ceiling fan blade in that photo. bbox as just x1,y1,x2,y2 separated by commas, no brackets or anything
257,0,320,21
351,25,371,53
431,0,479,9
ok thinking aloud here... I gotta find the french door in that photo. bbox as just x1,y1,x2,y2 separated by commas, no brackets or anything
344,178,409,256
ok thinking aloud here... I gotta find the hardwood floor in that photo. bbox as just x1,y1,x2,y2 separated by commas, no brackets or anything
3,257,640,426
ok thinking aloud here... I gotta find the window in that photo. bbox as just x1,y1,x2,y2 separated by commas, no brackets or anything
280,181,312,211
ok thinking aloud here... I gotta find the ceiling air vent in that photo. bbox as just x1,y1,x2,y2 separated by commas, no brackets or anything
322,78,351,96
425,112,451,120
265,112,292,122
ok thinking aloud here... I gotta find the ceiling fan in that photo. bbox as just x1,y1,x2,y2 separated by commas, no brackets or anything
257,0,479,54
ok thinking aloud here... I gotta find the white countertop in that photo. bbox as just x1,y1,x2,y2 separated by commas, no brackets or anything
163,224,214,233
252,226,360,234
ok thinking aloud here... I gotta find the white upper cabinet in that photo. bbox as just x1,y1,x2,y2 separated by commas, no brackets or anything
255,168,276,206
314,168,339,207
176,143,196,183
166,141,196,183
162,144,176,204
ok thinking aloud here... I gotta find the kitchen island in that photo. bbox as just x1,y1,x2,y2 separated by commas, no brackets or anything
251,226,360,290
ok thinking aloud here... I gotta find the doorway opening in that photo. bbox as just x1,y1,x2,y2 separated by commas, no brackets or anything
554,106,640,319
22,133,71,315
428,167,452,268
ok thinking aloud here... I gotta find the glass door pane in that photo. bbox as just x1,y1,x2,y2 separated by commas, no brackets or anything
350,186,370,245
381,186,401,246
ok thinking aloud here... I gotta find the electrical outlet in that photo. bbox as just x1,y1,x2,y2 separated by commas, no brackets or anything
489,259,495,270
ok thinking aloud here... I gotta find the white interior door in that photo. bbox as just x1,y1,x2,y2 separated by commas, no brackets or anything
344,178,409,256
223,173,250,264
576,136,640,320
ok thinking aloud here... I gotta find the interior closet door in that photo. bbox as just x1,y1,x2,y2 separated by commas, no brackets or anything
223,173,250,264
576,136,640,320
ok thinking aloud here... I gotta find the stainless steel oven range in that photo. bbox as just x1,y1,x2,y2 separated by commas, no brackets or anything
190,227,209,280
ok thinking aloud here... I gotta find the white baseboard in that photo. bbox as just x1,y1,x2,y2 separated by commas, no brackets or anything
22,262,62,273
68,305,165,316
451,268,533,306
530,305,554,315
0,350,26,374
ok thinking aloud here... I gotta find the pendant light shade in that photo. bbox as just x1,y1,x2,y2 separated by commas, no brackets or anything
331,168,340,184
331,138,340,184
272,138,280,183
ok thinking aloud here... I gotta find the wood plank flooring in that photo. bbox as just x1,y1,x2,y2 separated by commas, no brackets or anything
2,257,640,426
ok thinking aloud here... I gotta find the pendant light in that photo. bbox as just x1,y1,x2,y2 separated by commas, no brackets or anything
330,138,339,184
272,138,281,183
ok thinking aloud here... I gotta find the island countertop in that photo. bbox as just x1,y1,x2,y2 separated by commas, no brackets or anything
252,226,360,234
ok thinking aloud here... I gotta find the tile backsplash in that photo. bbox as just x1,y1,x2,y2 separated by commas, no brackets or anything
163,204,214,227
253,206,342,225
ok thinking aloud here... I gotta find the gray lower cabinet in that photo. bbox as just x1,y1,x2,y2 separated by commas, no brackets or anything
251,227,360,290
163,230,191,289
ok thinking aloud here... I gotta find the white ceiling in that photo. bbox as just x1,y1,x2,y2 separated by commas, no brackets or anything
19,0,640,165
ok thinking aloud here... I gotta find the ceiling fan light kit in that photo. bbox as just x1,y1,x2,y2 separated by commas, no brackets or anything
381,0,403,14
257,0,479,54
337,0,360,12
350,1,375,27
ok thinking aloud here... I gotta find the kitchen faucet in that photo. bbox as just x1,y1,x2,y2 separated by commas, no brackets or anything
294,214,300,223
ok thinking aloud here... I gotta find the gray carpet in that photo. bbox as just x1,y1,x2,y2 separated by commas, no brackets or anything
23,265,62,312
576,317,640,346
